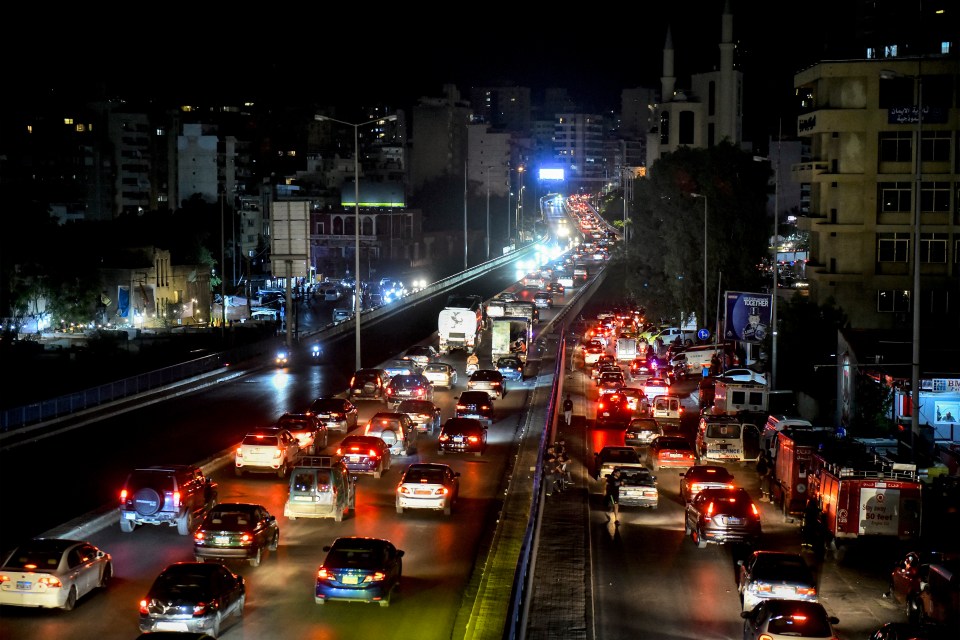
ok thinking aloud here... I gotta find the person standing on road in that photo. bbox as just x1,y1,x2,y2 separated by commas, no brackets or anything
605,468,622,524
563,394,574,427
756,450,773,502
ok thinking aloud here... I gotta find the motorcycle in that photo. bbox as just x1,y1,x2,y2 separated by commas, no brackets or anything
309,343,322,362
465,360,480,377
275,349,290,367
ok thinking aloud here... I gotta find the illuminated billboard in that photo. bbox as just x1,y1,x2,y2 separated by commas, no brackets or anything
538,167,565,181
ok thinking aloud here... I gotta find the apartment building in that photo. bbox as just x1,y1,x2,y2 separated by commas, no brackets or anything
794,56,960,330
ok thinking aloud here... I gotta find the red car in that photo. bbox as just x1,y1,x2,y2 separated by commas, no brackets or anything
648,435,696,470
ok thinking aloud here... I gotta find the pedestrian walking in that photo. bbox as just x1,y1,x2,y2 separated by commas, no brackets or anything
801,499,823,549
605,468,622,524
563,394,574,427
756,450,773,502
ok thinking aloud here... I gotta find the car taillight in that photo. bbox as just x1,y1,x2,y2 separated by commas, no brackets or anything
796,586,817,596
691,483,704,494
438,433,449,442
173,491,181,509
440,487,450,495
195,531,205,541
468,435,480,443
120,489,129,503
240,533,252,543
706,502,715,517
386,388,394,396
318,567,330,579
192,602,210,616
598,401,606,410
456,404,466,410
368,449,379,458
139,599,150,615
236,447,243,458
37,576,62,588
0,575,9,585
415,388,424,397
369,571,386,582
751,503,761,517
272,448,283,459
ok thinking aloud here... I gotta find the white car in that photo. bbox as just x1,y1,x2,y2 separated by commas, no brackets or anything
722,368,768,385
395,462,460,515
0,538,112,610
423,362,458,390
235,427,301,477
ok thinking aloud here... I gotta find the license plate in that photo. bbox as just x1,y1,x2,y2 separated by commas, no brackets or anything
725,517,744,525
124,512,136,520
156,622,189,632
349,455,360,462
342,575,360,585
453,436,464,443
215,536,230,545
16,581,31,590
414,489,432,495
601,412,611,417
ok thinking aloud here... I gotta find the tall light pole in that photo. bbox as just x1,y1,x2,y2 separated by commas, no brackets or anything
314,113,397,371
507,191,513,247
517,166,525,243
881,67,923,459
485,172,491,260
691,193,708,332
463,161,468,270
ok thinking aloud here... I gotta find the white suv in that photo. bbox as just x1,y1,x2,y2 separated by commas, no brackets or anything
235,427,301,478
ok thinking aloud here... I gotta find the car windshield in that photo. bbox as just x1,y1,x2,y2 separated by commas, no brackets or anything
498,358,520,367
424,364,448,373
205,509,255,528
311,399,345,412
292,470,332,492
399,400,433,413
403,468,446,484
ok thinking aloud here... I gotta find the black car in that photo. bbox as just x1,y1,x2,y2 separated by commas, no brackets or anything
348,368,390,403
193,502,280,567
139,562,245,637
119,465,218,536
594,392,631,428
307,396,359,434
384,373,434,405
456,390,495,426
336,435,392,478
685,486,762,548
438,418,488,457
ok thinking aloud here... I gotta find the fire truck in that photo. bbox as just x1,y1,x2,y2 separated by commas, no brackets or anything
808,438,923,561
770,427,834,523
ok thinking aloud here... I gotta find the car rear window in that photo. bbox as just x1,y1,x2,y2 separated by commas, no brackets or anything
242,434,279,446
425,364,448,373
766,613,831,636
602,449,640,463
706,423,741,438
399,400,433,412
279,418,311,429
471,371,501,381
404,468,445,484
311,399,344,412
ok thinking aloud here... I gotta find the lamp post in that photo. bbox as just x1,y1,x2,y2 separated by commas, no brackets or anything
880,67,923,459
314,113,398,371
691,193,708,333
485,172,491,260
517,166,525,243
507,191,513,247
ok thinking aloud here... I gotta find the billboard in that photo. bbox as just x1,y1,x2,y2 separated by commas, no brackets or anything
538,167,565,181
724,291,772,343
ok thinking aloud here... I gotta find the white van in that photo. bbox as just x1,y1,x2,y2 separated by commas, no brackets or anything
760,415,814,457
696,415,762,463
651,395,682,425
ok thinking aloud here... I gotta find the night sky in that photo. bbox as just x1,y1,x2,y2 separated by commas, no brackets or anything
12,1,849,146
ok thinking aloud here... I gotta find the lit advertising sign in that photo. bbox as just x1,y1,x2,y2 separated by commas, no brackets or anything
539,168,565,181
724,291,772,343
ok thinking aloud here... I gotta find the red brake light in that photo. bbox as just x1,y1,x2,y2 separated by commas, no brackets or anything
120,489,129,502
467,435,480,443
706,502,715,517
195,531,205,541
369,449,379,457
751,503,761,517
318,567,330,579
172,491,181,509
139,599,150,615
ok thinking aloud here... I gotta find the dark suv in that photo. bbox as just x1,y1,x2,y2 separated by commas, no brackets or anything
348,368,389,403
685,486,761,548
119,465,218,536
455,391,495,427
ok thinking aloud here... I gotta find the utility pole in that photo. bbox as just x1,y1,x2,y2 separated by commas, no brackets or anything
463,161,468,270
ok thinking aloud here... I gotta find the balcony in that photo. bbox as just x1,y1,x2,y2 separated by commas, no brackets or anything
790,161,829,183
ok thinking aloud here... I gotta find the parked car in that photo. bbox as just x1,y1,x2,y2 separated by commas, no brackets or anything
0,538,112,610
678,464,736,503
119,465,218,536
139,562,245,636
276,412,328,454
455,390,495,427
685,486,762,548
741,600,838,640
888,552,960,626
348,368,390,403
307,396,359,434
315,537,403,607
624,417,662,447
398,399,442,434
395,462,460,515
738,550,818,611
193,503,279,567
648,435,697,471
615,466,659,509
363,411,417,457
385,373,434,406
423,362,458,389
722,368,768,385
438,417,488,456
868,622,956,640
467,369,506,399
234,427,301,478
496,355,525,381
402,344,439,369
336,435,392,478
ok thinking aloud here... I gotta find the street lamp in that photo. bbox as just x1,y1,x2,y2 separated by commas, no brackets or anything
880,67,923,458
691,193,708,334
517,166,525,243
314,113,398,371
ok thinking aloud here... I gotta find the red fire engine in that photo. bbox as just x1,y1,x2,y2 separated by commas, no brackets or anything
771,427,834,523
808,439,923,560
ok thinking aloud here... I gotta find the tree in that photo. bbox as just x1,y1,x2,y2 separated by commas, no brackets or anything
617,143,770,329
